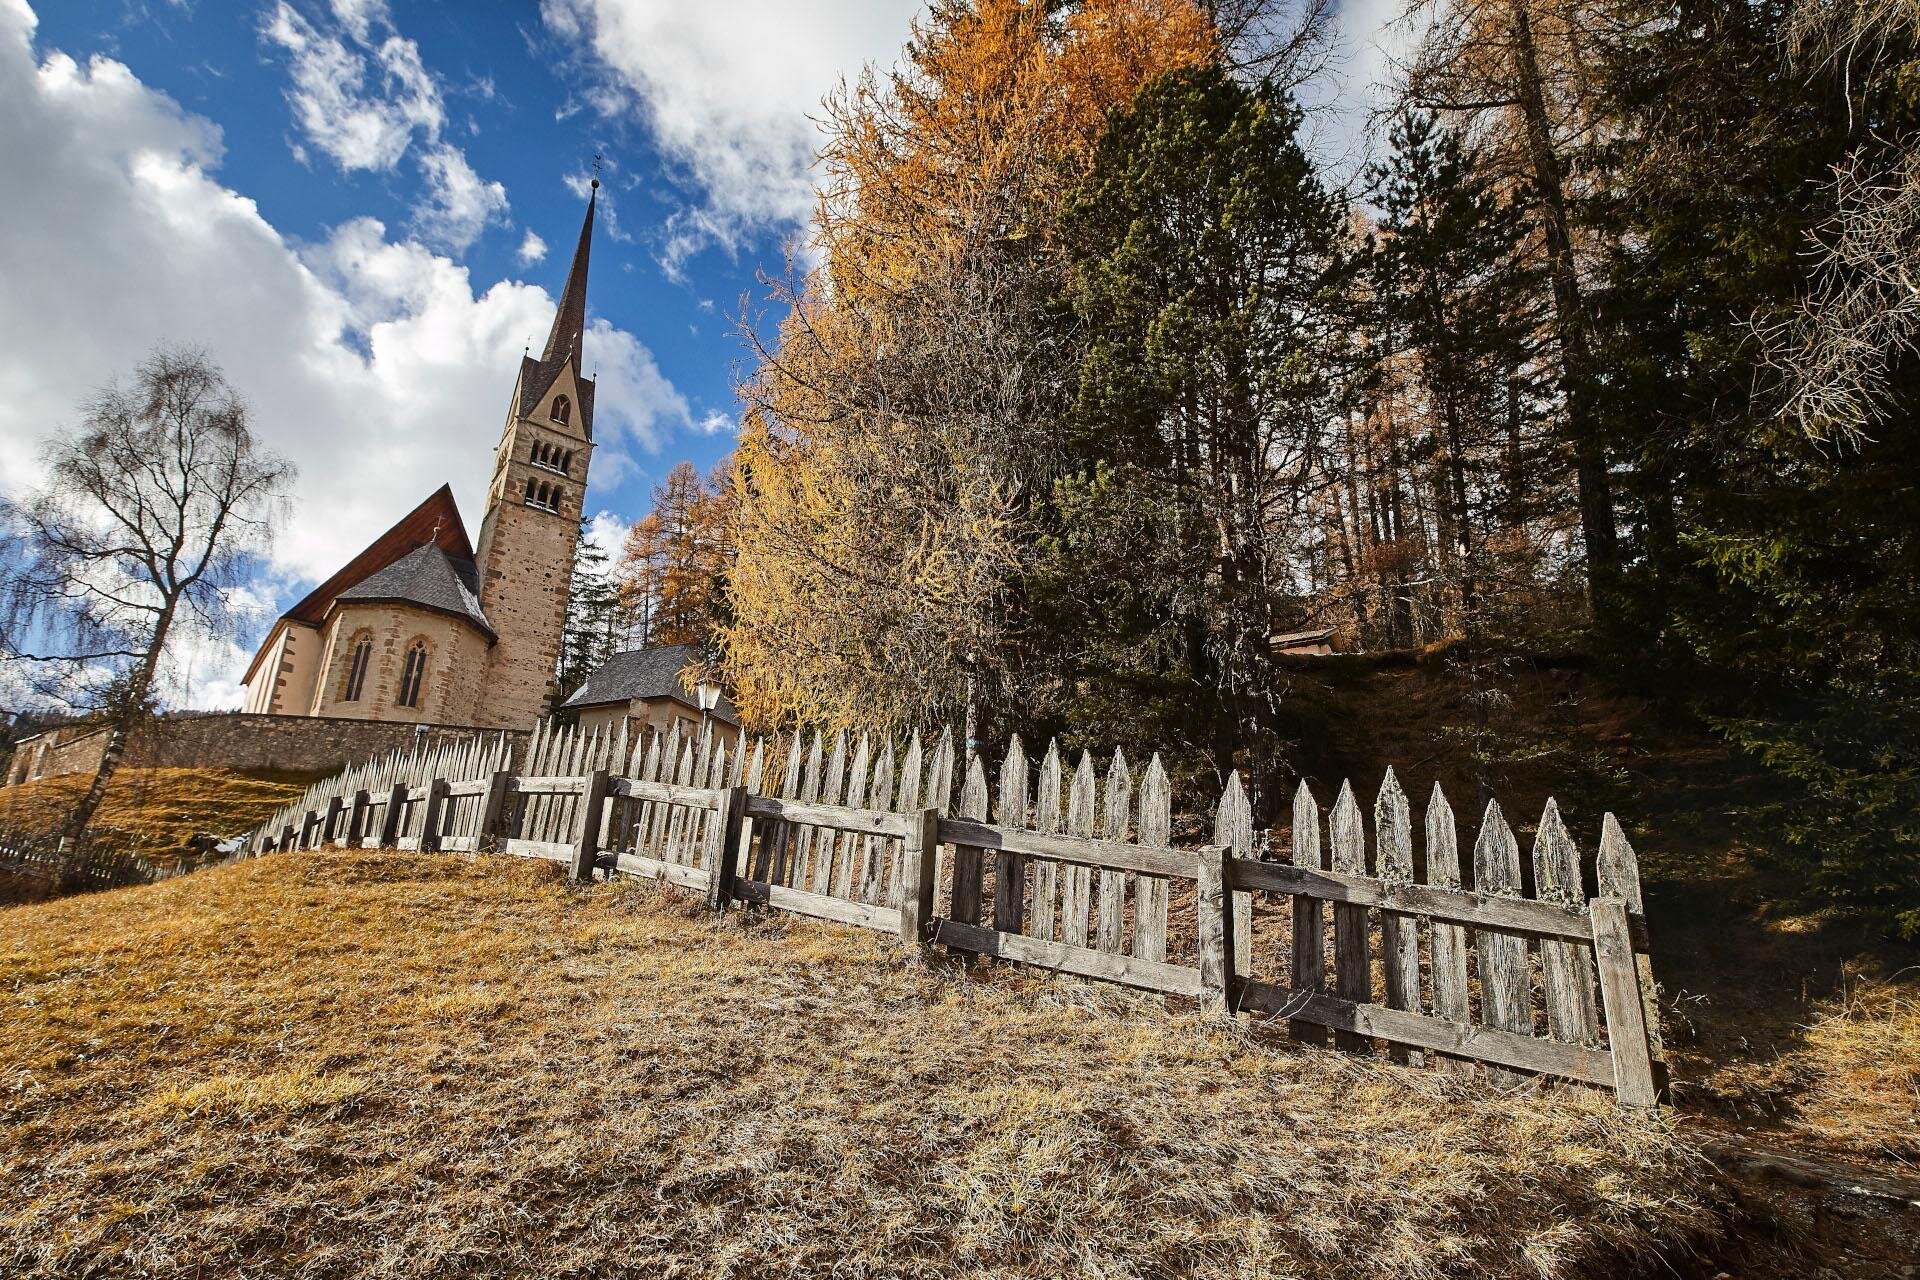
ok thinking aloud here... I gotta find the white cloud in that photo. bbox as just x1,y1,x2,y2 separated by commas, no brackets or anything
261,0,510,256
261,1,442,173
413,142,509,252
1300,0,1427,181
694,408,732,436
517,229,548,264
539,0,919,263
328,0,390,45
583,509,631,563
0,2,690,637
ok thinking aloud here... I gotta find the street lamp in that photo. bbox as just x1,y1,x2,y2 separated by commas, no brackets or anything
695,680,720,752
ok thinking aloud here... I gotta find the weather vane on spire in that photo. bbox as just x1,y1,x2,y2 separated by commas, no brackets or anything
591,152,603,190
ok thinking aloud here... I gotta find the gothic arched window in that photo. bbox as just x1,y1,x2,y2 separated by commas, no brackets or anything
551,396,571,425
398,641,428,709
342,632,373,702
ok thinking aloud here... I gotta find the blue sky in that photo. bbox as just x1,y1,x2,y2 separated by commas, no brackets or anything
26,0,873,493
0,0,1398,709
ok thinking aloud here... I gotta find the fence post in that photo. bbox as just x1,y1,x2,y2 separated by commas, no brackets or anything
348,789,371,845
569,768,610,881
1592,897,1660,1108
1196,843,1237,1016
379,783,407,847
706,785,749,910
323,795,345,847
476,769,511,851
419,778,451,854
897,808,941,951
300,810,320,850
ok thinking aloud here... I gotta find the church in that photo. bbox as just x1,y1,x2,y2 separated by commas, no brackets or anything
239,184,601,731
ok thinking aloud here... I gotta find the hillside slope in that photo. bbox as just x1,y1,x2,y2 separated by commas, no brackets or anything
0,851,1730,1280
0,767,314,851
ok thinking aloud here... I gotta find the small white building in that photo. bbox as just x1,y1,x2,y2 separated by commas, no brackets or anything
561,644,741,751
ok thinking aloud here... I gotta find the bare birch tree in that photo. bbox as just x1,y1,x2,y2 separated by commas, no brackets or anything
0,346,293,841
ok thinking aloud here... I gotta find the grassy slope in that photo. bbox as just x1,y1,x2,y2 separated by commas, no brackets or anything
0,767,316,852
0,851,1727,1280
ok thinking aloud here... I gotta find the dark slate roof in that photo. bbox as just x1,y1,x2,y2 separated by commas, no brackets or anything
335,542,496,641
562,644,738,722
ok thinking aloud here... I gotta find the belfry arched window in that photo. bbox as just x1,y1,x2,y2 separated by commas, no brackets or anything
524,476,537,501
551,395,571,425
397,641,428,709
561,450,573,474
342,631,373,702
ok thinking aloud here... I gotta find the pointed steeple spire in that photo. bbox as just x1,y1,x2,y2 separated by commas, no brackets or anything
540,178,596,368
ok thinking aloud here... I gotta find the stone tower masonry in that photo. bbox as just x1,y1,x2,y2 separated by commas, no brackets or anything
472,182,599,729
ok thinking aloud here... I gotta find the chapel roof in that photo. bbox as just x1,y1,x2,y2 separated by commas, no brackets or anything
335,541,495,642
279,484,473,628
561,643,738,722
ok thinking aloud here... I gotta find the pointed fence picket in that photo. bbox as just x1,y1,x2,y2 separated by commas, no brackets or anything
246,721,1668,1105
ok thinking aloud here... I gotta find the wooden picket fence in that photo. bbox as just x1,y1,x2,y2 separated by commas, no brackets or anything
248,720,1668,1106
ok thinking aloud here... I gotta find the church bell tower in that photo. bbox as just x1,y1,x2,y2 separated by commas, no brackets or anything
473,181,599,728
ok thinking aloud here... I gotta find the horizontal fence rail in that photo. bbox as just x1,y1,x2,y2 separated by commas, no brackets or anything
245,720,1667,1106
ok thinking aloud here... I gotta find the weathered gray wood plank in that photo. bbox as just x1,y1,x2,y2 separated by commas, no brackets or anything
1237,978,1617,1087
1216,772,1254,978
950,755,989,926
1532,798,1599,1044
1132,754,1171,963
1061,754,1097,947
994,735,1029,936
1096,751,1132,953
1592,897,1660,1107
1030,740,1063,942
1196,843,1235,1014
1597,813,1667,1071
1425,782,1472,1073
1474,800,1535,1068
936,919,1204,998
1376,768,1423,1065
1329,780,1371,1053
1289,781,1329,1045
733,879,903,933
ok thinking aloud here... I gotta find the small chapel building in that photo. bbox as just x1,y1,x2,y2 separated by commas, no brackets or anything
239,184,603,731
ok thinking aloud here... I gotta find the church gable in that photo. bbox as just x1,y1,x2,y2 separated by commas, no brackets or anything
240,485,472,698
278,485,473,628
515,355,594,439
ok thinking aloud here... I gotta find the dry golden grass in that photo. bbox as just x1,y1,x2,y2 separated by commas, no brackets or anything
1691,967,1920,1167
0,851,1730,1279
0,767,312,851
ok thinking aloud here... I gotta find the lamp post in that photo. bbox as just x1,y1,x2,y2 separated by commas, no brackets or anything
695,680,720,755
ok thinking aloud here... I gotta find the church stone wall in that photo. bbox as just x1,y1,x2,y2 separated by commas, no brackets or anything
307,604,492,725
4,714,531,789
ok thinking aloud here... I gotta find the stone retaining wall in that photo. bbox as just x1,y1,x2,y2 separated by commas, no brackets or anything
5,713,530,787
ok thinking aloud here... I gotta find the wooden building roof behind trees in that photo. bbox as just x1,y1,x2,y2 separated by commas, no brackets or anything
562,644,740,746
